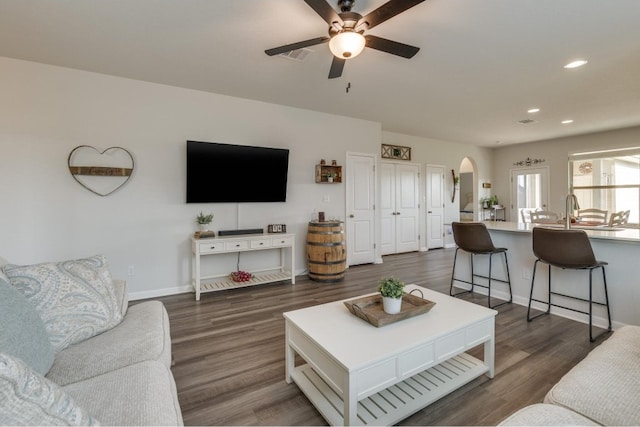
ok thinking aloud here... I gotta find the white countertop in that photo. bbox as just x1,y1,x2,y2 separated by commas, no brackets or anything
484,221,640,243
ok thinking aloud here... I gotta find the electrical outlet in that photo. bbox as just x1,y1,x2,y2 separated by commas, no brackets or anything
522,269,531,280
128,265,135,276
323,195,330,203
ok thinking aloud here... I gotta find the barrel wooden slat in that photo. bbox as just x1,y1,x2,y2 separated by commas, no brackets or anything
307,221,346,282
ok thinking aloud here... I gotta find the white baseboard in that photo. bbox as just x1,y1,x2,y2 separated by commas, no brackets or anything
129,285,192,301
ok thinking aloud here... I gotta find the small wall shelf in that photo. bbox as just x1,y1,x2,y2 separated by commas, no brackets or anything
315,164,342,183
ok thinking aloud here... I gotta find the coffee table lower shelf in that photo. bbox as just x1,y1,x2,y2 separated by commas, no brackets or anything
291,353,487,426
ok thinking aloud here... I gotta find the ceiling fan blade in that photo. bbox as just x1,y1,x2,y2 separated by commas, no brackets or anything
265,36,330,56
328,56,346,79
359,0,425,30
365,35,420,58
304,0,343,27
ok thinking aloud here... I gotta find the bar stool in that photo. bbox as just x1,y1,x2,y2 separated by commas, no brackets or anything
527,227,612,342
449,222,512,309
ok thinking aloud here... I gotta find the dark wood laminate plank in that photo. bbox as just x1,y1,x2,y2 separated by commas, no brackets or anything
149,248,608,426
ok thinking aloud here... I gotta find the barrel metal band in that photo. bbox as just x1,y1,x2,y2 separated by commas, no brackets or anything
308,259,346,265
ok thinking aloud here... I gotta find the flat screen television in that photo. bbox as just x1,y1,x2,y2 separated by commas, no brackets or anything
186,140,289,203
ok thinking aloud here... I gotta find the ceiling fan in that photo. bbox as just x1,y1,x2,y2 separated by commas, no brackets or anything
265,0,426,79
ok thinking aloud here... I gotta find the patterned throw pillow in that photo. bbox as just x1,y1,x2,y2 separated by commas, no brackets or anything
3,255,123,353
0,353,100,425
0,277,54,375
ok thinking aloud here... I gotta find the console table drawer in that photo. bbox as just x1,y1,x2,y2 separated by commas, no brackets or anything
225,240,249,251
199,242,225,254
251,238,272,249
272,236,294,247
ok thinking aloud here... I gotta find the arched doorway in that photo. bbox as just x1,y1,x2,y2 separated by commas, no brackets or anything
459,157,477,221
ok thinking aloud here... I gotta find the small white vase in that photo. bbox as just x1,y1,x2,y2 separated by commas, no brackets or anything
328,176,334,183
382,296,402,314
199,223,212,232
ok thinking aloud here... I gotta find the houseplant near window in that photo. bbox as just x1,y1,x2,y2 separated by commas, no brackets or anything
480,195,499,209
378,277,405,314
196,211,214,231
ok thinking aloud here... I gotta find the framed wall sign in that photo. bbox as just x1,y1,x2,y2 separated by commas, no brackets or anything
381,144,411,161
267,224,287,233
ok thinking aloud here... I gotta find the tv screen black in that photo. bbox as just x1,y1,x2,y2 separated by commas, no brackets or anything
186,140,289,203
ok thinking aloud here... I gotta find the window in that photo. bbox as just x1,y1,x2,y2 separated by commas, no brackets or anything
569,148,640,227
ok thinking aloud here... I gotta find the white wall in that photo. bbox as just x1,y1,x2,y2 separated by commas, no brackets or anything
0,57,382,299
1,56,495,299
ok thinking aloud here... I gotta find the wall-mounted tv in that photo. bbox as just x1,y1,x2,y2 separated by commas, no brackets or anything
186,140,289,203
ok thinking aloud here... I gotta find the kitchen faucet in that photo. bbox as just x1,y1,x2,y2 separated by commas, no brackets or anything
565,193,580,229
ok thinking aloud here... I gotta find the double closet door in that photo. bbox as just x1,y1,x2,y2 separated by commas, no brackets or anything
380,162,421,255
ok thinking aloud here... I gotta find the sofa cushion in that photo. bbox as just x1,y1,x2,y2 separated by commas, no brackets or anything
46,300,171,385
0,353,99,426
0,277,54,375
63,360,183,426
498,403,599,426
3,255,123,353
544,325,640,426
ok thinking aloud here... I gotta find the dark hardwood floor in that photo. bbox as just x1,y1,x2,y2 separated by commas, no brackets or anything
154,248,609,426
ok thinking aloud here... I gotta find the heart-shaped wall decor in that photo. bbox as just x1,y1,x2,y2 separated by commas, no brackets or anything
68,145,135,196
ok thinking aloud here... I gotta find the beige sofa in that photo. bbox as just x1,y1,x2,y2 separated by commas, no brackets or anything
1,256,183,426
499,325,640,426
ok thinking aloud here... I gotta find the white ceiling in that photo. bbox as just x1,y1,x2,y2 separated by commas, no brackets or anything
1,0,640,147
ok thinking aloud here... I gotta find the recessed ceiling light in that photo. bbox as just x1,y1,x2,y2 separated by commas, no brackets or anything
527,108,540,113
562,119,574,124
564,60,588,69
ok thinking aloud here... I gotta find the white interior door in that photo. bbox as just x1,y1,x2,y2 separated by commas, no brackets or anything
346,152,375,265
380,162,420,255
395,163,420,253
511,166,550,223
426,165,445,249
379,162,396,255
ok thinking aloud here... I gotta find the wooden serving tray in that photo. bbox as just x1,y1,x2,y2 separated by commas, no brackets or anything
343,291,436,327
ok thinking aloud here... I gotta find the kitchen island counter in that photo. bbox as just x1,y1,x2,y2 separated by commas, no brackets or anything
454,221,639,329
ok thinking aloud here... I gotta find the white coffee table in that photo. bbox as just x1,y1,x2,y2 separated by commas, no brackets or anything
283,285,497,426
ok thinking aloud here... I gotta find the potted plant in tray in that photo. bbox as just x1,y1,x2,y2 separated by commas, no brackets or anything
378,277,405,314
196,211,214,231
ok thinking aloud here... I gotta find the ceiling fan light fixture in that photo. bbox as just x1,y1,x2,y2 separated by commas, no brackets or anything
329,31,365,59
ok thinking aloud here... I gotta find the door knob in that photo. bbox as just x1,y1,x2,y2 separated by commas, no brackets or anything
349,214,354,218
428,211,432,213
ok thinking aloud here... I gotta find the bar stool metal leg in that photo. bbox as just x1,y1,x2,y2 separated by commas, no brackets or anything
450,248,473,297
487,252,511,309
588,266,613,342
527,259,551,321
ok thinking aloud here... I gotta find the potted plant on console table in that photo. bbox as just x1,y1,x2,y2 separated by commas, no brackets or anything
196,211,214,231
378,277,405,314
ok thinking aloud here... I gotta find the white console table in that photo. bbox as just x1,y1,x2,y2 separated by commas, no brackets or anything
191,233,295,300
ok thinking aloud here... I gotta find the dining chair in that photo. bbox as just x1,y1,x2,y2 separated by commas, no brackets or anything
529,210,559,223
608,210,630,227
577,208,608,224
